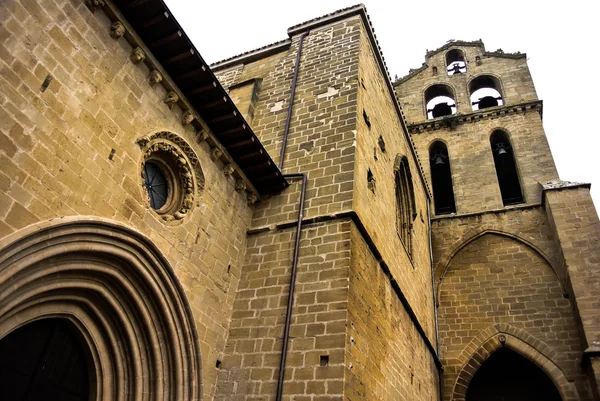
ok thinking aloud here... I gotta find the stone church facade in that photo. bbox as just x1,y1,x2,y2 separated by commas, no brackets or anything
0,1,598,401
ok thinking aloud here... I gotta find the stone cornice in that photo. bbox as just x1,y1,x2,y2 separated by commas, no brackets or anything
408,100,543,134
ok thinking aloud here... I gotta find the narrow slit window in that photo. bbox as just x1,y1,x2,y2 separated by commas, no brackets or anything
425,84,457,119
394,155,416,257
429,142,456,215
490,130,524,205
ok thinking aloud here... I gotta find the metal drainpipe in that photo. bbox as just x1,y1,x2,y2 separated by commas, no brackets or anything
428,200,444,401
278,31,308,170
275,31,308,401
276,173,306,401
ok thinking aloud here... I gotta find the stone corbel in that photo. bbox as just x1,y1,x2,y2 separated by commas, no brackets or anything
164,91,179,109
235,179,246,192
85,0,105,12
131,47,146,64
182,110,194,126
148,70,163,86
223,163,235,176
247,191,258,205
211,147,223,161
195,128,208,142
110,21,125,39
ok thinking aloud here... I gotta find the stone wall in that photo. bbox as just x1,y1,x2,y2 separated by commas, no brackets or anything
354,21,435,340
346,224,439,401
215,220,351,400
0,1,253,398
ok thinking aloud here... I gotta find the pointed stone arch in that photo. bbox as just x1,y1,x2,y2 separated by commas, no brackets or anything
0,217,202,401
435,229,565,302
452,324,578,401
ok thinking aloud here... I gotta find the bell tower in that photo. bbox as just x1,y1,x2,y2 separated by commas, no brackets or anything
395,41,600,400
394,40,558,215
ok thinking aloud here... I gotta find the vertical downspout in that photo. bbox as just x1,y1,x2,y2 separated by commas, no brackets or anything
275,173,306,401
278,31,308,170
275,31,309,401
428,200,444,401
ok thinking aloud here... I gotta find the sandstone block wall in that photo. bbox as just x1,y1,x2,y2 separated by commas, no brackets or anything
215,220,351,400
0,1,253,398
213,13,439,400
347,224,439,401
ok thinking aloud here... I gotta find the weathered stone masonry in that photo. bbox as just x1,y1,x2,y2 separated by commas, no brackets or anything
1,2,599,401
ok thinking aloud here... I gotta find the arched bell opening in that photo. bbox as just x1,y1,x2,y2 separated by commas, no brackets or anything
429,141,456,215
425,84,457,119
490,130,524,205
446,49,467,75
469,75,503,110
0,318,91,401
466,347,562,401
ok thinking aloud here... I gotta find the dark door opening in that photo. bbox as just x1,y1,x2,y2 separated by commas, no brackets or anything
0,318,90,401
466,347,562,401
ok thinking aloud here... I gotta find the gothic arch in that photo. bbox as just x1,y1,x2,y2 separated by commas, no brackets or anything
452,324,578,401
0,217,202,401
435,229,564,302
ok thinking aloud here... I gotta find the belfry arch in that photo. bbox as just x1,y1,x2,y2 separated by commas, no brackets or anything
0,217,203,401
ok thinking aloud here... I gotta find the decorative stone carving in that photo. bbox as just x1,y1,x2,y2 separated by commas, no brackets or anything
110,21,125,39
137,131,206,190
247,192,258,205
141,141,195,221
148,70,163,86
196,128,208,142
498,334,506,343
164,91,179,109
211,147,222,161
85,0,105,12
235,179,246,192
475,56,482,66
223,163,235,176
130,47,146,64
182,110,194,125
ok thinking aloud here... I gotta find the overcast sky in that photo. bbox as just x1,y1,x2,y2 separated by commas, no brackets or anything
164,0,600,207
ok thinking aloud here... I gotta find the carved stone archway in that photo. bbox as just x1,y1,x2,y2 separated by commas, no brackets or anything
0,217,202,400
452,326,578,401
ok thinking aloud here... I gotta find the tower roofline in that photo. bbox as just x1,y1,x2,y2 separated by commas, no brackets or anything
425,39,485,59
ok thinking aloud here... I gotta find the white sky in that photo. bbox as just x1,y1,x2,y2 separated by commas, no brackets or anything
164,0,600,208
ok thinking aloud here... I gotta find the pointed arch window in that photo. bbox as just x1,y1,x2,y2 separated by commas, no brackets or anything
490,130,524,205
429,141,456,215
394,155,416,256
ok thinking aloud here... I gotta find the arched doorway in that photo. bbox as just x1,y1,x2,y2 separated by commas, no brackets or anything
0,218,203,401
0,319,90,401
466,347,562,401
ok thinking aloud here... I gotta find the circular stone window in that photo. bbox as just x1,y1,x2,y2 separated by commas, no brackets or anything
141,141,195,221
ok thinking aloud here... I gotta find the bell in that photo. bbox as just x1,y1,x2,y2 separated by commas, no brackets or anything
495,143,508,156
433,153,445,166
452,63,462,74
